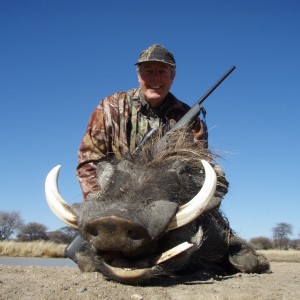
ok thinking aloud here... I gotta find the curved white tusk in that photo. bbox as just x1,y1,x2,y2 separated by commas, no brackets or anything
153,242,194,264
167,159,217,230
102,242,194,281
102,262,152,281
45,165,78,229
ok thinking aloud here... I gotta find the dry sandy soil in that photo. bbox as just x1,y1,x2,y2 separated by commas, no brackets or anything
1,262,300,300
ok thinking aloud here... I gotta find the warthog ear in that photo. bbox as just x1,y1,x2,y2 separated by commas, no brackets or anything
141,200,179,239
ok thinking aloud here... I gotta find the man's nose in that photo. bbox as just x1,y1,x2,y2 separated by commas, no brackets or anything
150,71,161,79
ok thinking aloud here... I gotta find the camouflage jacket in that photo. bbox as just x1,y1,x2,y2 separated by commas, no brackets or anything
77,88,208,200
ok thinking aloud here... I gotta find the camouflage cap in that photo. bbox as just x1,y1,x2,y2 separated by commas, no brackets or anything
135,44,176,67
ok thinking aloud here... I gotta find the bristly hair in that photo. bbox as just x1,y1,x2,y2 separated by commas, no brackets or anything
132,128,218,166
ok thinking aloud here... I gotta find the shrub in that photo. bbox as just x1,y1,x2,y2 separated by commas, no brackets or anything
250,236,274,250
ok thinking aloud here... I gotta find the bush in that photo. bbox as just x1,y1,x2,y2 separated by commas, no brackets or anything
48,226,78,244
48,230,72,244
17,222,48,241
250,236,274,250
289,239,300,250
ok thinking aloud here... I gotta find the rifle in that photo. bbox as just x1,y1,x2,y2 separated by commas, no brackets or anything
64,65,236,263
133,65,236,154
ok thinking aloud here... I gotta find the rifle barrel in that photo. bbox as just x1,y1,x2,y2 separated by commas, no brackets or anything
198,65,236,106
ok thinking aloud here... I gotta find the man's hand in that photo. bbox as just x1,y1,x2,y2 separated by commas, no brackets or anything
192,117,208,143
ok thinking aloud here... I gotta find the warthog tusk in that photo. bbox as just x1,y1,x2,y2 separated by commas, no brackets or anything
167,159,217,230
153,241,194,264
45,160,217,231
102,262,152,281
45,165,78,229
103,241,194,281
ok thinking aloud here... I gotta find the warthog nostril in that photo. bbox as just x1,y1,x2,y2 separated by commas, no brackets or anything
85,225,98,237
84,216,151,250
127,229,146,240
85,222,117,237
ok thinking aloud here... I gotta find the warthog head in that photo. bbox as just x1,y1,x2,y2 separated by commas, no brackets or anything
45,130,269,284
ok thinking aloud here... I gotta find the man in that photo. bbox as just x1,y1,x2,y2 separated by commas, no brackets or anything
77,44,208,201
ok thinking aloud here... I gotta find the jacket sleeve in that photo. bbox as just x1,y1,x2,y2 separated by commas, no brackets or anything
76,105,109,201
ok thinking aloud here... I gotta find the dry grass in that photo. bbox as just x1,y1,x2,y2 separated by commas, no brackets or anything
1,240,300,262
258,249,300,263
0,240,66,258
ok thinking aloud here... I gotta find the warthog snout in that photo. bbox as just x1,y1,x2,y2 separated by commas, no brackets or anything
84,216,151,252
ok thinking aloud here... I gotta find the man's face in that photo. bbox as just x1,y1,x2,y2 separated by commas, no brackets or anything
138,62,175,107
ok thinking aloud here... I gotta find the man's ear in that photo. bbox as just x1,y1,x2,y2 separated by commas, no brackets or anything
172,69,176,81
137,73,141,84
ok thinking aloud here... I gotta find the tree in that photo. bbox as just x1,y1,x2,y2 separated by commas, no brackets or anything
48,226,78,244
289,239,300,250
0,210,24,240
48,230,69,244
17,222,48,241
272,222,293,250
250,236,274,250
60,226,78,239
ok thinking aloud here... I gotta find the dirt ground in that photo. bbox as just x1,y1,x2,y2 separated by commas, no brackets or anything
1,262,300,300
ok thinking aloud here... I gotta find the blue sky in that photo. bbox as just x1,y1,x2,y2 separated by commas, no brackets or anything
1,0,299,241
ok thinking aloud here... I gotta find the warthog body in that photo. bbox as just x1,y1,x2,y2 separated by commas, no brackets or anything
46,131,270,284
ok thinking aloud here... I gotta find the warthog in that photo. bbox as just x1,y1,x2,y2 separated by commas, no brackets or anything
45,130,270,284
